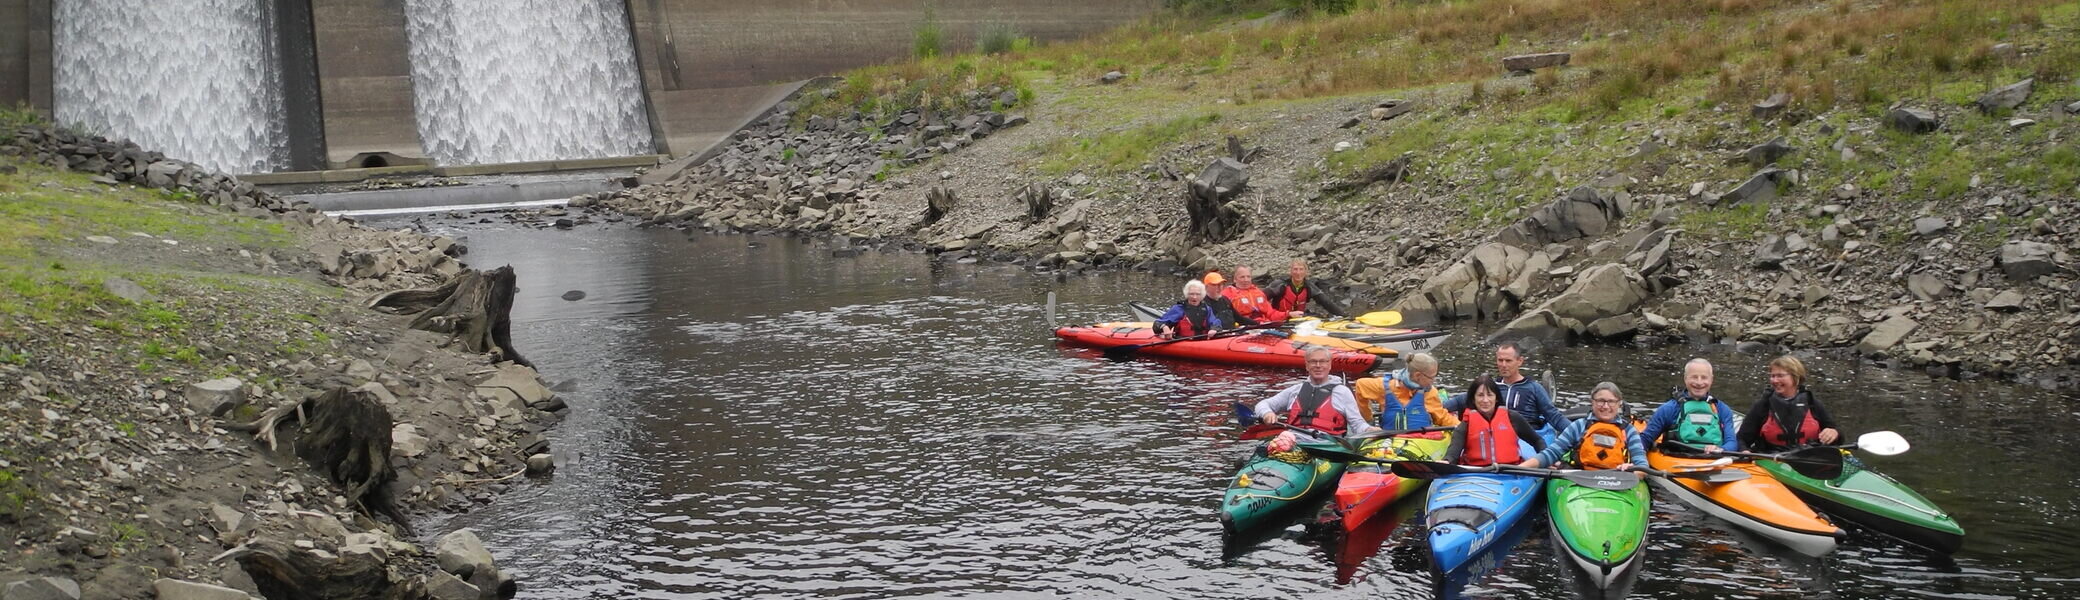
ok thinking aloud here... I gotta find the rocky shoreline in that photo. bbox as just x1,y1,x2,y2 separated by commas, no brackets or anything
3,125,562,599
576,73,2079,391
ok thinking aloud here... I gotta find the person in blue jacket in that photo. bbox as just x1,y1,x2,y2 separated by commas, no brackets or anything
1638,358,1741,453
1444,342,1569,435
1152,280,1222,338
1522,382,1648,471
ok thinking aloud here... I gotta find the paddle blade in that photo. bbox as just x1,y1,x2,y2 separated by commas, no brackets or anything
1239,423,1284,440
1355,311,1403,327
1697,469,1751,484
1102,345,1141,361
1564,469,1643,491
1232,401,1256,426
1854,430,1911,456
1780,447,1848,480
1045,292,1058,329
1299,443,1372,464
1390,460,1465,480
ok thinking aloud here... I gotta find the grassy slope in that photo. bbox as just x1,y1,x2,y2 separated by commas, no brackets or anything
801,0,2080,244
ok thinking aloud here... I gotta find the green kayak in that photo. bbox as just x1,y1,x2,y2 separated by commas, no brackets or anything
1546,474,1650,588
1220,440,1346,535
1757,457,1964,553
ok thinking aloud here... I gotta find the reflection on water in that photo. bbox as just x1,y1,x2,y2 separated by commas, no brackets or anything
405,222,2079,599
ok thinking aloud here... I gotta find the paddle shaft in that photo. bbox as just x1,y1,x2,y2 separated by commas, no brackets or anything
1104,320,1285,359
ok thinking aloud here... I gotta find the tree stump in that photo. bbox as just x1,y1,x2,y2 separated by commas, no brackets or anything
1186,158,1250,244
1017,183,1055,222
921,186,958,228
228,387,412,535
233,538,415,600
366,266,530,367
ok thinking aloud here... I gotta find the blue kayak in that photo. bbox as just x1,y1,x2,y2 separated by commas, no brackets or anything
1422,439,1544,573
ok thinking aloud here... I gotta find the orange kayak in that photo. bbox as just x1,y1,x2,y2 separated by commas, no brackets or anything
1646,449,1844,556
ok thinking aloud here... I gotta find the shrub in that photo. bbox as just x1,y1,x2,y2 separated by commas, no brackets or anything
978,22,1028,55
913,10,944,59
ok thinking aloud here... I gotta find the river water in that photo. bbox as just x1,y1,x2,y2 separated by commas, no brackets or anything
413,222,2080,599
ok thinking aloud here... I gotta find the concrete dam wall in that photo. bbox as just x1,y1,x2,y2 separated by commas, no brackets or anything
0,0,1158,175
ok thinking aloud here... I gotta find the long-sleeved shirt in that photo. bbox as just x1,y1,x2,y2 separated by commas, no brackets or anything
1737,389,1840,452
1267,278,1346,316
1442,408,1547,464
1254,376,1376,438
1353,369,1460,429
1442,375,1569,433
1537,416,1650,469
1638,392,1742,452
1153,301,1222,334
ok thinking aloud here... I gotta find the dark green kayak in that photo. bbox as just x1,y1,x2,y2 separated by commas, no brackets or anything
1220,441,1346,534
1757,457,1964,553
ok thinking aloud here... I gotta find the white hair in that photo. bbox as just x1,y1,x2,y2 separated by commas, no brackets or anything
1685,358,1713,373
1183,280,1206,296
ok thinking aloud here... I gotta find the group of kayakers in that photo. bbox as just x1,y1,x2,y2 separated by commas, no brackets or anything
1251,344,1846,474
1151,260,1344,337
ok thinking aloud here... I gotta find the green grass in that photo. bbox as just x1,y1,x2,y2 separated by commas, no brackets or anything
1678,201,1773,239
1035,112,1222,174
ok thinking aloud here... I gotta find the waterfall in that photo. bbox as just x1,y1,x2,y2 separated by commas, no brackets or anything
52,0,288,174
404,0,654,166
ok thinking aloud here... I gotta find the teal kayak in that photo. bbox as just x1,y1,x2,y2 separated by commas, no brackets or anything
1220,440,1346,535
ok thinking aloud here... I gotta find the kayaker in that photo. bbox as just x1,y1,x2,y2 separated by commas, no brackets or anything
1442,343,1568,434
1200,271,1251,328
1737,355,1842,452
1521,382,1647,471
1352,352,1459,430
1224,265,1289,325
1254,348,1375,438
1638,358,1742,453
1442,374,1548,467
1268,259,1346,317
1152,280,1222,338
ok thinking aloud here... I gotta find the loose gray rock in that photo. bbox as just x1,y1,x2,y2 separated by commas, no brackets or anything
1998,240,2066,280
1501,52,1570,72
4,577,81,600
185,377,245,418
101,276,152,304
150,579,248,600
1856,315,1918,355
1985,289,2028,312
1099,70,1125,84
1906,273,1950,301
435,529,498,581
1584,314,1640,339
1739,137,1795,167
344,359,379,381
560,290,586,301
525,453,555,475
1485,309,1577,344
1752,235,1790,269
1975,78,2033,113
1752,92,1791,119
1912,217,1949,237
1495,185,1627,247
425,571,481,600
1713,168,1788,206
2066,100,2080,114
1886,107,1939,133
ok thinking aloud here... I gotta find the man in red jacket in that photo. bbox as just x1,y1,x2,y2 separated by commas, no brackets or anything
1223,265,1288,325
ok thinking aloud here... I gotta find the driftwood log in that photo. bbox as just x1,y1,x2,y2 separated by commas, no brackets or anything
366,266,530,367
230,538,417,600
227,387,413,536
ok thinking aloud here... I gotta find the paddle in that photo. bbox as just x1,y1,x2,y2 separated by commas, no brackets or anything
1287,427,1466,462
1664,431,1909,480
1102,320,1285,361
1390,460,1642,491
1354,310,1403,327
1636,457,1749,484
1045,292,1058,329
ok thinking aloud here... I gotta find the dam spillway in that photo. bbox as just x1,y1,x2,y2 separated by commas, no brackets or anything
51,0,288,174
403,0,654,167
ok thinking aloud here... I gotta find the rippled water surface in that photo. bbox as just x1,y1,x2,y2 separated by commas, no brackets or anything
417,223,2080,599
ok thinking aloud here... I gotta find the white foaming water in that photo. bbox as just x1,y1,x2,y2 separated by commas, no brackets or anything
404,0,654,166
52,0,287,174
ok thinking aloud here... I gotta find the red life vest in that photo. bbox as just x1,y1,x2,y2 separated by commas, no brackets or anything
1461,407,1521,467
1759,404,1823,448
1171,302,1213,337
1285,381,1350,436
1224,287,1284,323
1273,281,1311,313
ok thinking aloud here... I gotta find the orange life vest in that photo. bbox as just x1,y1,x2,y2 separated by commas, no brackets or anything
1224,287,1283,323
1461,408,1520,467
1576,420,1631,470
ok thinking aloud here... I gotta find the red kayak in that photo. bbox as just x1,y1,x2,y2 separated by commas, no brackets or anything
1053,323,1380,373
1324,432,1451,532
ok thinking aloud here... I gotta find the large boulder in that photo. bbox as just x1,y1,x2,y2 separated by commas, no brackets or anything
1484,309,1579,344
435,529,497,581
474,363,555,411
1495,186,1627,248
1542,264,1651,324
1976,78,2033,113
1997,240,2067,280
1712,168,1788,206
1855,315,1918,355
1886,107,1940,133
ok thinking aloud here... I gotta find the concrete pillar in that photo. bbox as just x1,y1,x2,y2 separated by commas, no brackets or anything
0,0,53,113
274,0,325,171
311,0,424,168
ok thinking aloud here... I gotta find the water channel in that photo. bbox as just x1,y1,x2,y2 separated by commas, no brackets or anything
408,220,2080,599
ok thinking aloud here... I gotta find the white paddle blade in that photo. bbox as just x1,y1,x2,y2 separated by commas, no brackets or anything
1671,457,1733,471
1856,430,1910,455
1293,320,1321,336
1045,292,1058,329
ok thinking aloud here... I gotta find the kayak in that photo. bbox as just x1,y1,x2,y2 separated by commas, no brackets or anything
1327,494,1419,585
1221,439,1347,535
1087,319,1398,357
1324,432,1451,532
1054,323,1382,373
1646,449,1843,556
1756,456,1965,554
1434,509,1541,597
1128,301,1452,356
1423,440,1542,573
1546,472,1651,588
